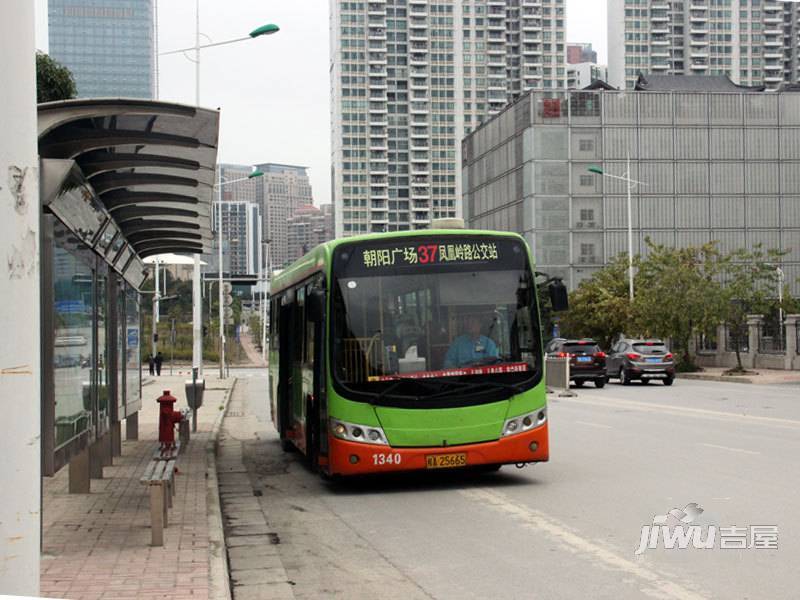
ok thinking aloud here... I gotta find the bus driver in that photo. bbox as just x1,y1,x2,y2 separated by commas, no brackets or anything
443,315,499,368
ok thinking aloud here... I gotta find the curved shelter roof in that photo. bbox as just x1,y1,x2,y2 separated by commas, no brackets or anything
38,99,219,261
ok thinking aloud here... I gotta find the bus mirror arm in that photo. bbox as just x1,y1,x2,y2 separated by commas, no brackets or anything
535,272,568,312
548,279,569,312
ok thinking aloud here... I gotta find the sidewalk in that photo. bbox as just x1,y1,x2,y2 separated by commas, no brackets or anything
40,374,235,600
678,366,800,385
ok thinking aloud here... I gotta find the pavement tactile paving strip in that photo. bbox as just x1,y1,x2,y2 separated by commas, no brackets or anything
218,381,295,600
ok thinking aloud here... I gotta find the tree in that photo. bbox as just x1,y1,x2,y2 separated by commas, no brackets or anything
36,52,77,103
719,245,785,372
633,240,726,370
558,255,634,349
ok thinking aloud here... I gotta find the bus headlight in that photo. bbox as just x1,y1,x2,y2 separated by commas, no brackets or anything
502,407,546,437
330,419,388,445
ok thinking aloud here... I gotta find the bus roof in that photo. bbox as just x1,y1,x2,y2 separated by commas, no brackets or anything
269,229,528,295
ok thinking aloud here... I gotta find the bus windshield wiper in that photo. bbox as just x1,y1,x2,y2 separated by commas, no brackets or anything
374,376,472,403
424,379,526,401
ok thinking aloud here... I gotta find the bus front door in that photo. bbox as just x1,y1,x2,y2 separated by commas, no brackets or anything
277,302,293,447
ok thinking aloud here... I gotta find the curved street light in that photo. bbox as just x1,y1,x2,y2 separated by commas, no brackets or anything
587,159,647,302
157,2,279,380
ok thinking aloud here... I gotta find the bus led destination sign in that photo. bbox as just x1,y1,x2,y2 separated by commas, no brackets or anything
362,241,499,269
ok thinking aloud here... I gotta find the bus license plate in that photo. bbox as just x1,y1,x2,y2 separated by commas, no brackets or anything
425,453,467,469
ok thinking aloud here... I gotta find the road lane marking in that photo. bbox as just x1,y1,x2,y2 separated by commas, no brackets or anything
559,395,800,430
574,420,613,429
699,442,760,456
461,488,708,600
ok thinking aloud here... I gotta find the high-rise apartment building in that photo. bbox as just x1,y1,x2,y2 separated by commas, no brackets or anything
48,0,155,99
567,63,609,89
330,0,567,238
255,164,314,270
213,163,313,275
286,204,336,262
211,201,262,275
608,0,800,91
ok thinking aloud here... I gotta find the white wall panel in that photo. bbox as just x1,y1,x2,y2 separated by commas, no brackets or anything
710,162,744,195
711,197,745,228
676,128,709,160
745,162,779,195
676,162,709,194
711,129,743,159
676,197,710,229
639,128,673,159
747,197,780,228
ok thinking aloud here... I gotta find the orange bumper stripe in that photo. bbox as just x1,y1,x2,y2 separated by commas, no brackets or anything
327,423,549,476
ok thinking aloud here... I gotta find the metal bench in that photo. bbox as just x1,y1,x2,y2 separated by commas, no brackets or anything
140,441,181,546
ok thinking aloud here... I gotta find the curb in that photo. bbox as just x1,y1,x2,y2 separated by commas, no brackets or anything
677,373,754,384
206,378,238,600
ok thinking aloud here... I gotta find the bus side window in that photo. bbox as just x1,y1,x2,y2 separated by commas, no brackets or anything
294,287,305,363
270,298,279,351
304,284,315,364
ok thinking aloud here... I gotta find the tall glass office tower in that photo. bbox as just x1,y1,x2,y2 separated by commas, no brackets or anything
48,0,155,99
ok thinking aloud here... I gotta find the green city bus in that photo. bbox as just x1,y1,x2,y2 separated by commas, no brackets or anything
268,228,566,477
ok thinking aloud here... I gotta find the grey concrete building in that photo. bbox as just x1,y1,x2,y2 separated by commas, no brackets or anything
462,82,800,295
48,0,155,99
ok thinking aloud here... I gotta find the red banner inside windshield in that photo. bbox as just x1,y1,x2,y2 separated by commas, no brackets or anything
367,362,530,382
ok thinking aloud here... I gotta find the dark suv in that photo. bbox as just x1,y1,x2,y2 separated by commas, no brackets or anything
606,338,675,386
545,338,607,388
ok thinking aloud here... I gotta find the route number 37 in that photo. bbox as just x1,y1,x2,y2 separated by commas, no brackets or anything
372,453,402,466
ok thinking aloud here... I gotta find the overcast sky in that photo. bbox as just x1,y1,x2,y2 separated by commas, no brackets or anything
35,0,606,206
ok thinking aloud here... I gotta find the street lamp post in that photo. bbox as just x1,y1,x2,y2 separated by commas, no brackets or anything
158,4,279,379
777,266,785,346
588,156,646,301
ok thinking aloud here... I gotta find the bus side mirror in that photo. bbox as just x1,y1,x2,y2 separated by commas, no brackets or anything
308,289,326,323
549,280,569,312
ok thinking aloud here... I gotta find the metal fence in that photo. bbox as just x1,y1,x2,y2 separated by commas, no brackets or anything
725,328,749,354
696,332,718,352
759,317,786,354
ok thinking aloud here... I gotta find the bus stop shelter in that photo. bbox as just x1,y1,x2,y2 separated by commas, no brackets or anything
37,98,219,486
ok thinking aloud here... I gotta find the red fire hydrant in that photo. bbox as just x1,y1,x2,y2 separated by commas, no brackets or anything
157,390,184,451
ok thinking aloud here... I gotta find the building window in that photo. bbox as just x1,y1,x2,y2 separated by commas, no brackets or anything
579,139,595,152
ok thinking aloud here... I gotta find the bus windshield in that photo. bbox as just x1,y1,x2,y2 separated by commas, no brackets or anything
331,236,542,405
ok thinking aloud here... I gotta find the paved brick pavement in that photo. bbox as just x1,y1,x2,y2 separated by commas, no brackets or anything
40,374,234,600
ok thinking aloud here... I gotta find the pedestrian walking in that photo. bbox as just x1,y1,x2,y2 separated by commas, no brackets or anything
147,353,155,376
155,352,164,376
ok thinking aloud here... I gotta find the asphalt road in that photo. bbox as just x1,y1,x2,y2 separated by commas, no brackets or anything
227,370,799,600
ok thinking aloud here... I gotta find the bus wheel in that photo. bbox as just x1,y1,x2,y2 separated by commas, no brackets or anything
280,438,295,453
